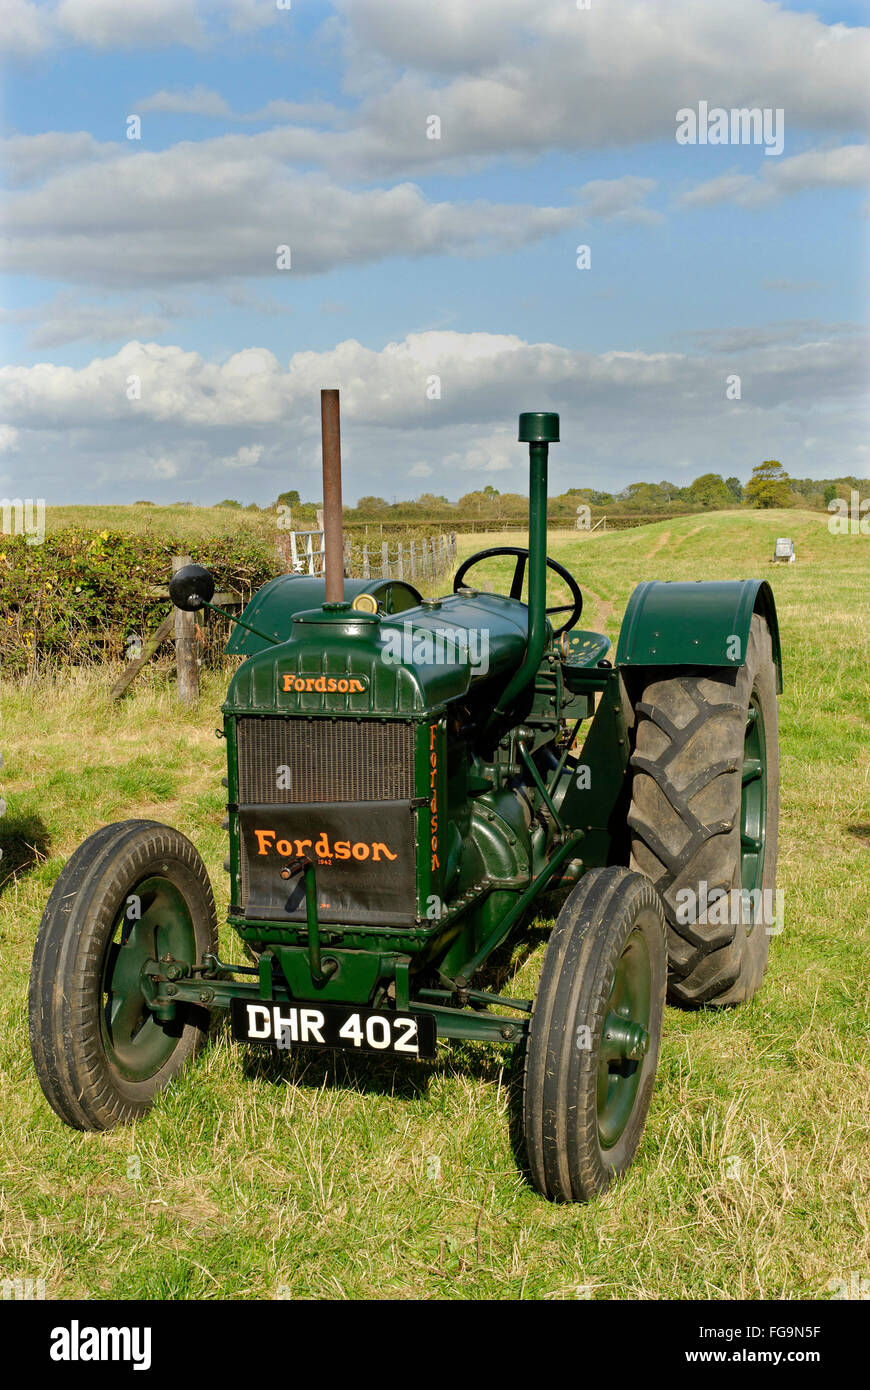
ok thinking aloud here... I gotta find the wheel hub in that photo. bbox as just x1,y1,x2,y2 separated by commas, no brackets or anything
596,927,653,1150
740,700,768,924
602,1013,649,1064
100,875,197,1082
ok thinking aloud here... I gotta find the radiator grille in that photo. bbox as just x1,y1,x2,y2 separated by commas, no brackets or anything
234,717,417,915
235,717,415,805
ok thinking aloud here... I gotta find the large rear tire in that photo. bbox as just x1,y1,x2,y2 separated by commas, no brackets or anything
628,613,779,1008
522,867,667,1202
29,820,217,1131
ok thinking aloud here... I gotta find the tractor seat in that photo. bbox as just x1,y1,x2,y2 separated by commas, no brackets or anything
561,630,611,668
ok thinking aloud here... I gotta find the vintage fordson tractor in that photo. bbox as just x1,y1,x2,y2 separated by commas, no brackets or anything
29,398,781,1201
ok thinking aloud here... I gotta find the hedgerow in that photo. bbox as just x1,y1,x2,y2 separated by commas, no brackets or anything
0,529,278,674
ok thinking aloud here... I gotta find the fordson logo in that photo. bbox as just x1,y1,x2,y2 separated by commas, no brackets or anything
253,829,397,863
282,672,369,694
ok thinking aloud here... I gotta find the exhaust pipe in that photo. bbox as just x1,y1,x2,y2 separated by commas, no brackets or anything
320,387,345,604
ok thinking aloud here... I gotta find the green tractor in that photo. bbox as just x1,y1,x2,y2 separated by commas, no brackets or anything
29,401,781,1202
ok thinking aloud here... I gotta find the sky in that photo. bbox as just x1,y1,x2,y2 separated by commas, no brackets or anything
0,0,868,506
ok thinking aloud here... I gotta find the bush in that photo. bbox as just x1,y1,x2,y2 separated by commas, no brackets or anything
0,528,278,674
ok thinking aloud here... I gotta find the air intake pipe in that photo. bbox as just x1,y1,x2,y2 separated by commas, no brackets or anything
486,411,559,726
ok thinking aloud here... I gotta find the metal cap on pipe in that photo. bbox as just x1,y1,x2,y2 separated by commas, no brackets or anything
518,411,560,443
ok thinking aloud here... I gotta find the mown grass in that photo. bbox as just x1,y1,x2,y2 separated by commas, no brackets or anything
0,508,868,1300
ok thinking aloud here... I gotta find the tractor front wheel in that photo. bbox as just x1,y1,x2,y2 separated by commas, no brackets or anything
522,867,667,1202
29,820,217,1131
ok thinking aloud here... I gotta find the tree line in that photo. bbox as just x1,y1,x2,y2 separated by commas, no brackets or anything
138,461,863,521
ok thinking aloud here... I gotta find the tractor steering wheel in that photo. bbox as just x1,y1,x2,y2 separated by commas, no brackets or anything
453,546,583,637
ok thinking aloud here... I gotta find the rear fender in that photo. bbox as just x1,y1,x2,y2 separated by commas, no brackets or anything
615,579,782,692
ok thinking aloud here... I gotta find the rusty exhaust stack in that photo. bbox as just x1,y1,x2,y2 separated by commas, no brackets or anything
320,387,344,603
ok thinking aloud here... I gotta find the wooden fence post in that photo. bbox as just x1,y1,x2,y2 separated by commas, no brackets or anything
172,554,199,703
397,542,404,580
109,612,175,701
362,543,370,578
409,540,418,581
381,541,390,578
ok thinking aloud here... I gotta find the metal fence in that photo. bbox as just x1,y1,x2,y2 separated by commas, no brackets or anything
279,530,458,583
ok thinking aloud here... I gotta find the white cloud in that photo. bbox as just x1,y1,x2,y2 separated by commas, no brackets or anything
55,0,203,49
0,131,121,187
1,152,575,287
5,0,870,153
222,0,283,33
2,328,866,502
248,100,347,126
769,144,870,193
228,443,265,468
152,455,179,479
1,292,176,349
0,0,287,57
575,177,662,226
448,438,514,473
4,329,863,432
0,0,47,55
313,0,870,177
139,86,233,118
0,425,21,453
688,321,861,353
135,88,347,125
681,144,870,208
5,2,865,302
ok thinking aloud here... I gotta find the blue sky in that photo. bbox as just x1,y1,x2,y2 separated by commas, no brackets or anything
1,0,868,504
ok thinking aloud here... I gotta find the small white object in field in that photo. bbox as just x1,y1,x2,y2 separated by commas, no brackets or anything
773,537,795,563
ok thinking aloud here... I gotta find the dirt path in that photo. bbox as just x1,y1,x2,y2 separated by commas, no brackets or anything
673,522,706,546
644,529,671,561
580,584,615,633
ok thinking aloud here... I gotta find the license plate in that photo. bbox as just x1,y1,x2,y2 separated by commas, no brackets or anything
230,998,437,1060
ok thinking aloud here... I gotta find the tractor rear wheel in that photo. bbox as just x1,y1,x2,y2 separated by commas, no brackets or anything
628,612,779,1008
522,867,667,1202
29,820,217,1131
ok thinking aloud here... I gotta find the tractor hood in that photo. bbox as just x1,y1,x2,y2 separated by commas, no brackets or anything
223,592,531,717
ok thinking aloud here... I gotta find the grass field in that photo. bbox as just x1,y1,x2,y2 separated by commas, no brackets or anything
41,502,277,541
1,508,868,1300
